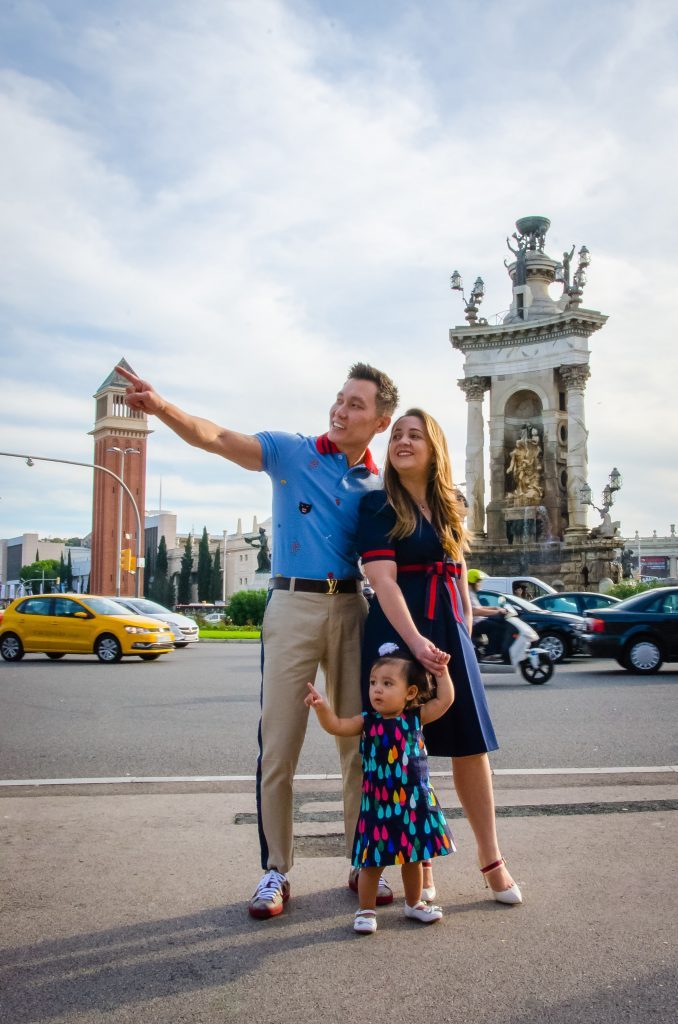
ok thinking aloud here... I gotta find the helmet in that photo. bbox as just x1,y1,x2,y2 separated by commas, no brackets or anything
467,569,488,585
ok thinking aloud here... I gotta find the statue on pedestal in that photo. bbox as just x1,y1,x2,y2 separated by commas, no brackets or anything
506,426,543,505
245,526,271,574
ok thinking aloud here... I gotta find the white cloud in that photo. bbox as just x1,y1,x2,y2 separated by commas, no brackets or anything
1,0,677,544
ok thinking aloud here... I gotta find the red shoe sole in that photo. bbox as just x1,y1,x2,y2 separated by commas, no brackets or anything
348,876,393,905
248,892,290,919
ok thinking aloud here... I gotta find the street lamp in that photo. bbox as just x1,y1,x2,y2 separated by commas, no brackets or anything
0,450,144,598
580,467,623,518
107,446,140,597
451,271,485,325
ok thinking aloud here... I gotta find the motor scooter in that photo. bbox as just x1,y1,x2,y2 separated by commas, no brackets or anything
473,604,554,684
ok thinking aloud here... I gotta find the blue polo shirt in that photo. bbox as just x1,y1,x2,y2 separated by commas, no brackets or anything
255,431,382,580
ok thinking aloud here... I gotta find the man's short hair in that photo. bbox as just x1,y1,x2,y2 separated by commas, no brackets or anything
347,362,399,416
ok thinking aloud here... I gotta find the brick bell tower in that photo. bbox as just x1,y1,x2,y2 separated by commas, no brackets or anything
89,359,152,596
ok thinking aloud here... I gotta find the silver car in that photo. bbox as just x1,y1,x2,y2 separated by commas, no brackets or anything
105,597,199,647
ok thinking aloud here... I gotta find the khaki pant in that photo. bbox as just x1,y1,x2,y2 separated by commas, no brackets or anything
256,589,367,873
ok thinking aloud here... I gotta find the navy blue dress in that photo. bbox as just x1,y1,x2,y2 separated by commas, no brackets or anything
358,490,498,758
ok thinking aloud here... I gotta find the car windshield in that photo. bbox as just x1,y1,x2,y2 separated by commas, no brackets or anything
614,588,678,612
502,593,542,612
80,597,135,616
537,596,579,613
613,589,664,611
124,599,169,614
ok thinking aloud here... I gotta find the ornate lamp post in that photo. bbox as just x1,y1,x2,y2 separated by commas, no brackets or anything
450,271,485,324
580,467,623,518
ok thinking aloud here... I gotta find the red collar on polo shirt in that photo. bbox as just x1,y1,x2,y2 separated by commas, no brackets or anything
316,433,379,475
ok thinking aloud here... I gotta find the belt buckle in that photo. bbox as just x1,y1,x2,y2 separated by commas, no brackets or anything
326,577,338,595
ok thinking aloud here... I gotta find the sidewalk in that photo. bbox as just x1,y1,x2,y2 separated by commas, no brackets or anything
2,772,677,1024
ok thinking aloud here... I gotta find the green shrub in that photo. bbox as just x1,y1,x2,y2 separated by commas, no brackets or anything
226,589,267,626
608,579,668,600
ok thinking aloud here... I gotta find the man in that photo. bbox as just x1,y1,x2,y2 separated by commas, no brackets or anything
117,362,399,918
467,569,513,661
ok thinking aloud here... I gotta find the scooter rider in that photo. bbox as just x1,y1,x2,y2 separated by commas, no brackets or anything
467,569,514,662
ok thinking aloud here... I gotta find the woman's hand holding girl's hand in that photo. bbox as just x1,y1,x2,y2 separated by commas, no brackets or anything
410,635,450,672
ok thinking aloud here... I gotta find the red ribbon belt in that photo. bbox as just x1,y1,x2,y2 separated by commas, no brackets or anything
398,561,462,621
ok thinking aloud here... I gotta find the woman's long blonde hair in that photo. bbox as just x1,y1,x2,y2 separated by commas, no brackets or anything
383,408,468,560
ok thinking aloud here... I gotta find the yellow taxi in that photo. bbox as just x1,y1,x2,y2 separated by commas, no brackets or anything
0,594,175,663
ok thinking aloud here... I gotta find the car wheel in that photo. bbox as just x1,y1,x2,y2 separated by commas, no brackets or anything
0,633,24,661
538,632,569,663
95,634,123,664
138,653,161,660
623,637,662,675
174,643,189,649
46,653,66,660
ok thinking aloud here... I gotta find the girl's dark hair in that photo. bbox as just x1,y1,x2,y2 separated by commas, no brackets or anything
370,654,435,707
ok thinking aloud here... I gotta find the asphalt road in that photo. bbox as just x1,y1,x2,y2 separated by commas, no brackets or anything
1,644,676,780
3,644,677,1024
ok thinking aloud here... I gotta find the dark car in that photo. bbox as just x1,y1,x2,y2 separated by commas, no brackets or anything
477,590,588,663
532,591,621,617
585,586,678,674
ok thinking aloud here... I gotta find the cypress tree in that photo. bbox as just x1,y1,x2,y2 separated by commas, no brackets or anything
66,550,74,591
209,545,222,603
177,534,193,605
143,545,152,598
197,527,212,602
150,536,175,607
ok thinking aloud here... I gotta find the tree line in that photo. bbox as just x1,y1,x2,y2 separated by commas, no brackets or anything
145,527,221,607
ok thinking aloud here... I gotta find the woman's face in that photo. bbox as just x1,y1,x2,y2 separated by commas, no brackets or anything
388,415,433,479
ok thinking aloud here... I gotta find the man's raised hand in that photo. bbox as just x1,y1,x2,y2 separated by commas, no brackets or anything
115,364,165,415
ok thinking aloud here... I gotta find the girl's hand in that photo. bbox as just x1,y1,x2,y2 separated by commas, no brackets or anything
304,682,326,709
410,635,450,672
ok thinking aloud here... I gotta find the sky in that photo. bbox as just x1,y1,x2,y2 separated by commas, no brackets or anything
1,0,677,545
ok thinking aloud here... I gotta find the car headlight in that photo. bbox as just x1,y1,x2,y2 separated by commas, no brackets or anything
124,625,156,634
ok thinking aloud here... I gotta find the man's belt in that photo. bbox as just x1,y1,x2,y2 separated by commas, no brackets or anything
269,576,362,595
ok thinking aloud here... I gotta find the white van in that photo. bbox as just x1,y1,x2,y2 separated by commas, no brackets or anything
477,576,556,600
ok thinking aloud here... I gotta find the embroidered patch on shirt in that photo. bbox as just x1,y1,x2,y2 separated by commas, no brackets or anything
299,502,312,514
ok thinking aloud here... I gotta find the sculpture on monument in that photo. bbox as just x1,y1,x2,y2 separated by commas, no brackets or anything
245,526,272,574
506,425,543,505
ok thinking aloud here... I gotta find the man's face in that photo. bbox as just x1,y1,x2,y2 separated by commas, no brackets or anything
328,378,390,452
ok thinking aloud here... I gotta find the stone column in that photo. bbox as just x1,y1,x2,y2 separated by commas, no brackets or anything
559,364,591,534
458,375,490,536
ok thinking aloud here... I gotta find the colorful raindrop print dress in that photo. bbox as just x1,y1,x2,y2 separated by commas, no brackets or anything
352,708,456,869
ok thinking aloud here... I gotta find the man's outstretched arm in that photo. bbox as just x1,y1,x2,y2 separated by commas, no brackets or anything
116,365,263,471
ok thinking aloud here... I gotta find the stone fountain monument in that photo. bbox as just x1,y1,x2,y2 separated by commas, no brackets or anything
450,216,622,589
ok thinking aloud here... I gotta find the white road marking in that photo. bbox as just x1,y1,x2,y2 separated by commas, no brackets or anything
0,766,676,787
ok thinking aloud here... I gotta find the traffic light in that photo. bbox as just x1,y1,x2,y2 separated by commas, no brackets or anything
120,549,133,572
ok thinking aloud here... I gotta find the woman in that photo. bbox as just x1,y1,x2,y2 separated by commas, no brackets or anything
357,408,522,904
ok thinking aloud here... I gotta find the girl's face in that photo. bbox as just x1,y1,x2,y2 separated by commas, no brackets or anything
368,662,418,717
388,416,433,479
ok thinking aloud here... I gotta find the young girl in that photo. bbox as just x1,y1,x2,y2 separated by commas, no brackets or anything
305,646,455,934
